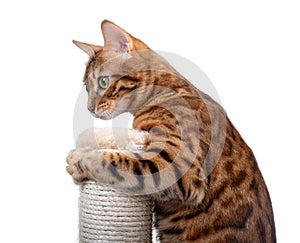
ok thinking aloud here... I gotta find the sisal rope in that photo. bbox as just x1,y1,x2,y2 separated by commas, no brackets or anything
79,181,153,242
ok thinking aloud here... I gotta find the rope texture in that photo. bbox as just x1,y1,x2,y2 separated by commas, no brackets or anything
79,181,153,242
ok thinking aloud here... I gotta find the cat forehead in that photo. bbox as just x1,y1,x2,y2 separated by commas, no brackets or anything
96,49,117,60
86,51,132,78
90,51,132,72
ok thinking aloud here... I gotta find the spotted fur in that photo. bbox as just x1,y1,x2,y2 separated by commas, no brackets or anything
67,20,276,242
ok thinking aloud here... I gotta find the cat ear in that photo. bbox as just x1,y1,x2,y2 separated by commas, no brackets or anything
101,20,132,52
101,20,147,53
72,40,103,57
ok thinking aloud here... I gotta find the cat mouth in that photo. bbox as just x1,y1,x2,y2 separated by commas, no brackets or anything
94,109,114,120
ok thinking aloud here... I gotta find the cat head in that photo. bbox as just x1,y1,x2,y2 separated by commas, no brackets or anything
73,20,160,119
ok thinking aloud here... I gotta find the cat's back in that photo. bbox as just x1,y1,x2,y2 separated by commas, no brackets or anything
132,62,276,242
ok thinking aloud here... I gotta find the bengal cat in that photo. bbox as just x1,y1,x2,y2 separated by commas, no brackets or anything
67,20,276,242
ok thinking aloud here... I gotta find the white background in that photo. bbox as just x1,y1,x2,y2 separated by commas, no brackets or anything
0,0,299,242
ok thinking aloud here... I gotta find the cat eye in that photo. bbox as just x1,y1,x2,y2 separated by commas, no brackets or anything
98,76,110,89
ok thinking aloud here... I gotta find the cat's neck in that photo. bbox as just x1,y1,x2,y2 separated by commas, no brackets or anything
128,70,197,117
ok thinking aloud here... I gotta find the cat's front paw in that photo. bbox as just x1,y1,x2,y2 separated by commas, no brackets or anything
66,149,90,184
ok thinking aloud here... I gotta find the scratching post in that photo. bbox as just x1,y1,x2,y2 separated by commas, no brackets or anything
79,182,153,242
76,128,153,243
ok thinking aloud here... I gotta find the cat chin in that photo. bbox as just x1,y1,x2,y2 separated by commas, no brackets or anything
94,113,113,120
94,110,115,120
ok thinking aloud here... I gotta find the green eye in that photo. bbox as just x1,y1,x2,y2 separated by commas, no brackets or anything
98,76,110,89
